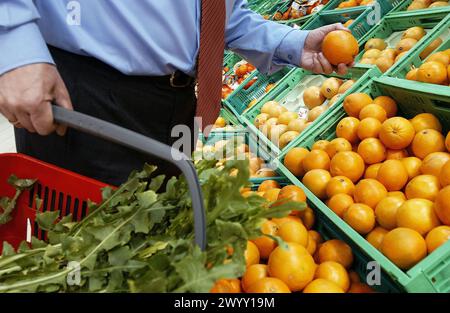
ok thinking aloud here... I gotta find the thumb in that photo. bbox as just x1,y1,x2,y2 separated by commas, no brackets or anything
53,76,73,136
320,23,350,34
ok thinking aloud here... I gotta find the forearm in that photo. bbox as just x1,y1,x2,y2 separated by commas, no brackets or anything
0,0,54,75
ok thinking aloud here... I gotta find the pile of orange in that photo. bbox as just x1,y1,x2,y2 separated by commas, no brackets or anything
406,47,450,86
253,78,355,150
407,0,449,11
283,92,450,270
337,0,375,9
360,26,433,73
211,182,375,293
222,62,256,99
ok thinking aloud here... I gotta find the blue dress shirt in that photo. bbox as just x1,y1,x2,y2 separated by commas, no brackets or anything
0,0,308,76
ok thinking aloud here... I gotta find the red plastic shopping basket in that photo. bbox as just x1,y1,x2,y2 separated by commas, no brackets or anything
0,153,107,251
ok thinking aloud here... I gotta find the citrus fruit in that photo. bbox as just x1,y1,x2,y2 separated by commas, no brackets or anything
343,93,374,118
357,117,382,140
241,264,268,292
386,149,409,160
420,38,443,59
263,188,281,202
278,111,299,125
318,239,354,269
405,174,441,201
365,38,386,51
328,94,342,107
381,228,427,270
376,159,409,191
247,277,291,293
245,241,260,267
446,131,450,151
302,207,315,230
379,117,415,150
308,106,327,122
401,157,422,180
412,129,446,159
387,191,407,201
417,61,448,85
328,193,354,218
210,279,242,293
373,96,397,118
366,226,389,250
395,38,418,54
277,185,307,204
267,242,316,291
284,147,309,177
308,230,323,245
344,203,376,235
321,77,342,99
258,180,280,192
303,86,325,109
425,226,450,253
330,151,365,183
379,48,397,59
411,113,443,133
252,220,279,259
278,220,309,247
440,160,450,187
435,186,450,225
322,30,359,65
375,197,405,230
420,152,450,176
279,131,300,149
303,278,345,293
397,199,441,235
402,26,426,41
336,117,360,144
357,138,387,165
376,57,395,73
338,80,355,94
314,261,350,291
306,235,317,255
363,49,382,59
288,118,308,133
326,176,355,197
325,138,352,159
302,150,331,172
312,140,330,151
302,169,331,199
406,68,419,81
354,179,388,208
364,163,382,179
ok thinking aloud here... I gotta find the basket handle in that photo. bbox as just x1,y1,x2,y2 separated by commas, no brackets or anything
51,105,207,251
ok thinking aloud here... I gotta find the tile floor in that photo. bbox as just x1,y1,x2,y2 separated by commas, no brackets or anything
0,114,16,153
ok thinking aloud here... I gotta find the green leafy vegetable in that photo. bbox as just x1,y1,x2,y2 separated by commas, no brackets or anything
0,175,36,225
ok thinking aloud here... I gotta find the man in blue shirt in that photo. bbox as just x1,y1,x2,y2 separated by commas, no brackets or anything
0,0,351,185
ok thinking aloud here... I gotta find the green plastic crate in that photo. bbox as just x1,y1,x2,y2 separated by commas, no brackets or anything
389,0,450,14
321,0,401,14
275,77,450,293
238,65,382,159
354,8,450,75
388,14,450,81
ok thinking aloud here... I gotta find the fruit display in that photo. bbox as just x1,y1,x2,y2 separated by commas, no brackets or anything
269,0,327,21
406,0,449,11
210,182,376,293
336,0,375,9
222,60,257,99
405,44,450,85
282,90,450,271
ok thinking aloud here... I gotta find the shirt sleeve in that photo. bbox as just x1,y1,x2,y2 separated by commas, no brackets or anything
225,0,309,74
0,0,54,75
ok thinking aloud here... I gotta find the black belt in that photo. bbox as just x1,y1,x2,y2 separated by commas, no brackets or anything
169,70,196,88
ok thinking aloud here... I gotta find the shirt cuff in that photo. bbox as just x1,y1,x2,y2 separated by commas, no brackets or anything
273,29,309,69
0,22,54,75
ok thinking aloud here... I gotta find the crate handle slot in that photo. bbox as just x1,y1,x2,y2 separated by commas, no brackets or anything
51,105,207,251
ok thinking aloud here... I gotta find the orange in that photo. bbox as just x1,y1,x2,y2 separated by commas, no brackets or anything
338,80,355,94
348,283,376,293
322,30,359,65
321,77,342,99
359,104,387,122
302,150,331,172
328,94,342,107
314,261,350,291
427,52,450,66
318,239,354,269
373,96,397,118
379,48,397,60
375,57,395,73
366,226,389,250
308,230,323,245
411,113,442,133
364,38,386,51
360,58,376,65
308,106,326,122
364,163,382,179
288,118,308,133
245,241,260,267
354,179,388,209
258,180,280,192
284,147,309,177
375,197,405,230
306,235,317,255
267,242,316,291
420,152,450,176
435,186,450,225
386,149,409,160
387,191,407,200
425,226,450,253
406,68,419,81
325,138,352,159
263,188,281,202
381,228,427,270
395,38,418,54
302,169,331,199
420,38,443,59
344,19,354,27
211,279,242,293
376,159,409,191
278,220,309,247
412,129,446,159
343,93,373,118
326,176,355,197
446,131,450,151
328,193,354,218
362,48,382,59
357,138,387,165
303,279,344,293
357,117,382,140
312,140,330,151
241,264,268,292
429,1,449,8
278,111,299,125
302,207,315,230
344,203,376,235
252,220,279,259
279,131,300,149
401,157,422,180
246,277,291,293
395,51,408,63
336,117,360,144
397,199,441,235
379,117,415,150
277,185,307,204
440,160,450,187
405,175,441,201
272,216,303,227
330,151,365,183
417,61,448,85
303,86,326,109
402,26,426,41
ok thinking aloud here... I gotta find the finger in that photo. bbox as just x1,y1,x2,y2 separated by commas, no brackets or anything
53,76,73,136
0,106,17,124
336,63,349,76
318,53,334,75
29,101,56,136
312,56,323,74
319,23,348,34
16,110,36,133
